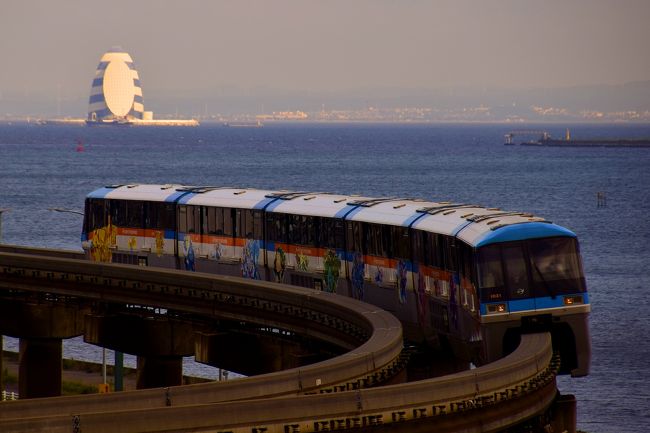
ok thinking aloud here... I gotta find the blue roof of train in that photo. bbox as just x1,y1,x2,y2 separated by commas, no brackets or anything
474,222,576,247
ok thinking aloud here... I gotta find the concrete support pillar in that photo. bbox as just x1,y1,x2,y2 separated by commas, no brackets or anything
18,338,62,398
137,355,183,389
84,314,194,390
552,393,577,433
0,301,84,399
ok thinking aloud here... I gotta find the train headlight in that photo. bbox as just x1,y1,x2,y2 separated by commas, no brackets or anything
486,303,507,314
563,295,584,306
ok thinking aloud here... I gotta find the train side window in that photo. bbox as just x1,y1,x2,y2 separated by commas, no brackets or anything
362,223,374,255
443,236,456,271
194,206,201,234
225,208,235,237
184,205,198,234
458,242,473,280
88,199,106,231
292,214,314,246
207,207,217,234
125,201,143,228
411,229,423,263
108,200,122,226
161,203,175,230
333,219,345,249
366,223,384,256
253,210,263,239
214,207,227,236
238,209,257,239
143,202,152,229
346,221,363,253
429,233,440,268
392,226,410,259
178,206,188,233
265,212,277,242
235,209,243,238
321,218,344,249
319,217,330,248
382,225,392,257
287,214,297,244
272,213,287,243
201,207,208,235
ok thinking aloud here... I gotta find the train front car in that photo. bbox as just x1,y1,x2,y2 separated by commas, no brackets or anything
457,215,591,377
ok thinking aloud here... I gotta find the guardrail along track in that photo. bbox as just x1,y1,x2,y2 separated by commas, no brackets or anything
0,334,558,433
0,251,404,420
0,247,560,432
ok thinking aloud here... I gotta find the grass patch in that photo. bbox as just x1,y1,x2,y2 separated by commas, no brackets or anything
2,367,17,385
62,380,98,395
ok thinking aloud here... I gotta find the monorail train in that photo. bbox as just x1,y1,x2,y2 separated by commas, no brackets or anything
81,184,591,376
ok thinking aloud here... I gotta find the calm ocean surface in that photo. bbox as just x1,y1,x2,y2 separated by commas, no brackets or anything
1,122,649,432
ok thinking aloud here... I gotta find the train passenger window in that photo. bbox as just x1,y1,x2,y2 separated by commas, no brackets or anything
363,223,382,256
125,201,143,228
411,230,423,263
363,224,373,255
346,221,363,253
146,202,175,230
287,214,297,244
288,214,315,246
86,199,106,231
443,237,456,272
201,207,208,235
183,206,199,234
253,210,263,239
431,233,444,268
178,206,187,233
206,207,217,234
142,201,164,229
108,200,125,226
364,223,388,257
320,217,331,248
382,225,393,257
235,209,262,239
267,212,286,243
458,242,474,281
528,237,584,294
320,218,344,249
392,226,410,259
502,244,529,299
236,209,254,239
212,208,231,236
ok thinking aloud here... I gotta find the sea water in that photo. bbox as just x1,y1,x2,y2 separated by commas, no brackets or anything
1,122,649,432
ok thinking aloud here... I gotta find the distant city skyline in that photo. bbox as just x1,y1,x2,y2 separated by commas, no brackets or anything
1,0,649,117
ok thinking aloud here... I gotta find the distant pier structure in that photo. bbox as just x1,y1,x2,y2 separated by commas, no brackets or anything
504,130,550,145
505,128,650,147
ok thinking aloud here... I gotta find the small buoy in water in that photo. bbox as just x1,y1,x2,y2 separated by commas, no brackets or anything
75,138,85,152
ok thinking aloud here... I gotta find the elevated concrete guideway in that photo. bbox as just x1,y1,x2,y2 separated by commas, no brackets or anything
0,247,566,432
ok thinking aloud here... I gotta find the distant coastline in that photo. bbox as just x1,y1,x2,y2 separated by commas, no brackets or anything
1,117,650,126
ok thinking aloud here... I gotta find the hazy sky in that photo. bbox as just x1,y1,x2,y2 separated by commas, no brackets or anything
1,0,649,102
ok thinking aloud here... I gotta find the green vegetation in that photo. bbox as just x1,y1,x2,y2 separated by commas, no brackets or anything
3,367,17,385
61,380,98,395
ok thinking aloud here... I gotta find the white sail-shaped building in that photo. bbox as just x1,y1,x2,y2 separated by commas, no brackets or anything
87,47,145,123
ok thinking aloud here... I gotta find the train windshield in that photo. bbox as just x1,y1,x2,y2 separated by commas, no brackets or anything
476,237,586,301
